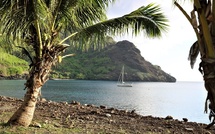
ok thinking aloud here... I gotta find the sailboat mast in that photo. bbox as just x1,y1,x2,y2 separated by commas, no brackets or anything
117,65,132,87
122,65,124,83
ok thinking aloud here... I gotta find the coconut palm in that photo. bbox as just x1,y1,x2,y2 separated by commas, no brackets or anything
174,0,215,128
0,0,168,127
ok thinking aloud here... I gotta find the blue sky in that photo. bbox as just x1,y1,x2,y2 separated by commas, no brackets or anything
106,0,203,81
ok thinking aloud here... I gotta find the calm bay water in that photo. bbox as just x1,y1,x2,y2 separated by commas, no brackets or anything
0,80,210,123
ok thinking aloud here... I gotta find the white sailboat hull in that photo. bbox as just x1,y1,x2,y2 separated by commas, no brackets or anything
117,83,133,87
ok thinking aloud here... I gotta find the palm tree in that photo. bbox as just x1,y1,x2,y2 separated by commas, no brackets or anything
174,0,215,128
0,0,168,127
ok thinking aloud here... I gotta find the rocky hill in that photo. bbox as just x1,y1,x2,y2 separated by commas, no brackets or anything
52,40,176,82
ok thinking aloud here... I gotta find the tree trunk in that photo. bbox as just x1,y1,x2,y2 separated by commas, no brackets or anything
7,57,53,127
202,59,215,112
7,86,41,127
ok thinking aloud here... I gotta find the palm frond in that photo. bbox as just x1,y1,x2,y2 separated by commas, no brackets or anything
48,0,78,31
2,1,35,39
0,0,12,15
1,1,167,54
61,3,168,50
47,0,115,33
0,34,12,53
87,3,168,37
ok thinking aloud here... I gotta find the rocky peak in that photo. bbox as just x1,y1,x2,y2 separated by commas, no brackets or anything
104,40,176,82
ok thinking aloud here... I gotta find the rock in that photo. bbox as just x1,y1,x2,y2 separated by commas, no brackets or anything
54,122,62,128
165,116,173,120
71,100,80,105
31,122,42,128
61,101,68,105
110,110,115,114
131,110,136,114
91,110,101,114
40,98,47,102
108,107,115,111
86,104,94,107
100,105,107,109
185,128,194,132
182,118,188,122
66,115,71,119
106,113,111,117
80,106,85,109
120,110,127,114
48,100,53,104
165,124,173,128
44,120,49,124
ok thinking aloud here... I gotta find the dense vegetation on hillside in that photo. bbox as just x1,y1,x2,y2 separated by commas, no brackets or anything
51,50,114,80
0,49,28,76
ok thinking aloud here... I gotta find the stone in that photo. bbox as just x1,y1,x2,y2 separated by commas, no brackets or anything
110,110,115,114
41,98,47,102
165,115,173,120
86,104,94,107
182,118,188,122
91,110,100,114
44,120,49,124
71,100,80,105
185,128,194,132
131,110,136,114
100,105,107,109
106,113,111,117
54,122,62,128
32,122,42,128
62,101,68,105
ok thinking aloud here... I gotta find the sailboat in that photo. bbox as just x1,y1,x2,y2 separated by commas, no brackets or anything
117,65,133,87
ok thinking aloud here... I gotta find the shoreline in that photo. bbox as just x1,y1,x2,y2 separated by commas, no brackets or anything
1,95,215,133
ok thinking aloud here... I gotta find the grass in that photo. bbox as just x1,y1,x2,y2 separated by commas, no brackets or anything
0,50,28,76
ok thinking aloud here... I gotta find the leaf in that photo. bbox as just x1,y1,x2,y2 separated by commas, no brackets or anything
62,3,169,51
62,54,75,59
188,41,199,69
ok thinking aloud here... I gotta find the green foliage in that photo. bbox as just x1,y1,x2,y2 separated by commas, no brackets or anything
76,73,85,79
51,50,114,80
0,49,28,76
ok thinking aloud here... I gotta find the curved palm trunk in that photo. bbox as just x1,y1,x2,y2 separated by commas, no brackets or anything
7,86,41,126
202,56,215,128
7,57,53,127
201,59,215,109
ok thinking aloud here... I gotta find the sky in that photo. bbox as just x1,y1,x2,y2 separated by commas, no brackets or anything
106,0,203,82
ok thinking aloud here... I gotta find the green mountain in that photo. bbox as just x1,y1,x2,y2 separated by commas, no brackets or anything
51,40,176,82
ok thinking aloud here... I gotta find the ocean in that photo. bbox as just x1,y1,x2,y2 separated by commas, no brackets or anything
0,80,210,124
